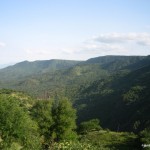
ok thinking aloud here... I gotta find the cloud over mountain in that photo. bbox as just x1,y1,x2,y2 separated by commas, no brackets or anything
74,33,150,56
93,33,150,46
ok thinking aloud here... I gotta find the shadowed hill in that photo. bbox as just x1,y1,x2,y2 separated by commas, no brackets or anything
76,63,150,132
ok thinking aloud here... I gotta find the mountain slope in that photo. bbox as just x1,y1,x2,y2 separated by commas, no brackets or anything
0,63,109,98
0,59,81,81
75,63,150,132
0,55,148,97
86,55,146,71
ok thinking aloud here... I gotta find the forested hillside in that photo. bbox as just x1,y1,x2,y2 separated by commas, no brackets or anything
76,60,150,132
0,56,147,97
0,59,81,81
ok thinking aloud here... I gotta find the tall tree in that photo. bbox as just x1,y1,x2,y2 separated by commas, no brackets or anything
52,97,77,141
31,100,53,147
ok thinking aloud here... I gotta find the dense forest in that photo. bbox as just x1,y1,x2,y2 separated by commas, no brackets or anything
0,55,150,149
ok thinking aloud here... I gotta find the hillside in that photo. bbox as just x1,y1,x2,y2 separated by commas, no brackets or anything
0,59,81,81
0,56,147,96
75,57,150,132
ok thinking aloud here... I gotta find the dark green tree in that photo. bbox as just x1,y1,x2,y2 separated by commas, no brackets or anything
31,100,54,147
123,86,144,104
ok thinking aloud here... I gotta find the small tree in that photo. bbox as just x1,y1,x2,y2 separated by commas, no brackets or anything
140,128,150,150
78,119,102,134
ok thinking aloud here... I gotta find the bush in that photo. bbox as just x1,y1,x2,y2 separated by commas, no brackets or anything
78,119,102,134
140,128,150,150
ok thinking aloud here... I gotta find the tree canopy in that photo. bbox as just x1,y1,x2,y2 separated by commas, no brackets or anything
0,94,41,150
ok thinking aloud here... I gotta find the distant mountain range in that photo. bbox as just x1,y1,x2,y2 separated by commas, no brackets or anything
0,55,150,132
0,59,81,80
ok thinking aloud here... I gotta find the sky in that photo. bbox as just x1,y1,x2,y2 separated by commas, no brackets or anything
0,0,150,65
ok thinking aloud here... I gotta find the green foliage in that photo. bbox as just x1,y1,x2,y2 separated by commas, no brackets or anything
52,98,77,141
0,89,34,110
31,100,53,145
0,94,41,150
123,86,144,104
80,130,139,150
140,128,150,150
50,140,104,150
31,97,77,148
78,119,102,134
0,89,15,94
0,91,79,149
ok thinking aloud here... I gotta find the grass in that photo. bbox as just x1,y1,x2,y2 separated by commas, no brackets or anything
80,130,140,150
49,130,140,150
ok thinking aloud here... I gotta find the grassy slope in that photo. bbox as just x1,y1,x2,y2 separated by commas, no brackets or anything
80,130,139,150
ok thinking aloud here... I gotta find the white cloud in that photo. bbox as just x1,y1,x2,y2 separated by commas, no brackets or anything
93,33,150,46
0,42,6,48
73,32,150,57
23,33,150,61
77,43,127,56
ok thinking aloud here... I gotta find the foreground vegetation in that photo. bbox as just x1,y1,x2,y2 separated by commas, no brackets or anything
0,89,150,150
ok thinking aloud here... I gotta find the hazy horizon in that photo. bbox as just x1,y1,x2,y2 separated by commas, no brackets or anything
0,0,150,65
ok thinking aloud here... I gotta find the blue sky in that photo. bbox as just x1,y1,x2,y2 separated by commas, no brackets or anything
0,0,150,64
